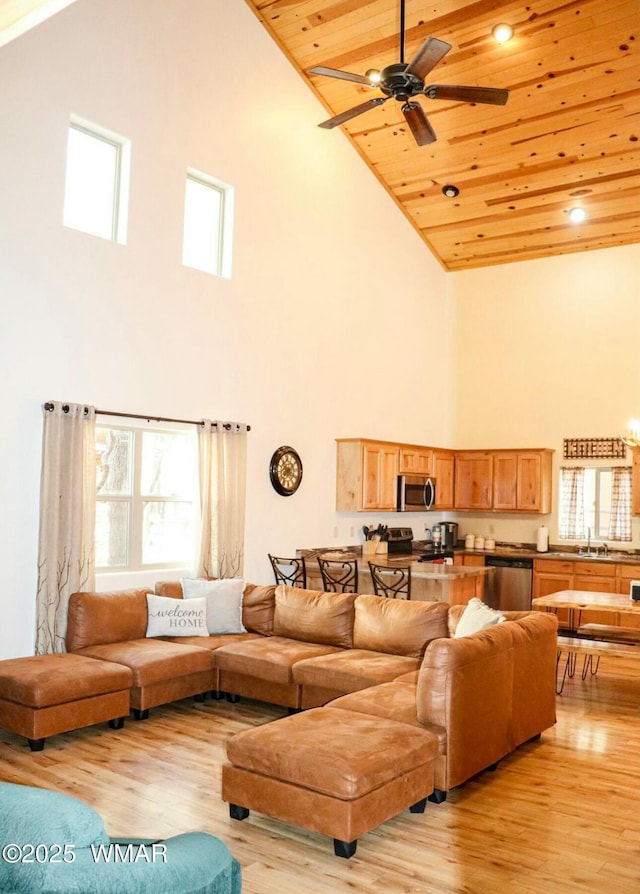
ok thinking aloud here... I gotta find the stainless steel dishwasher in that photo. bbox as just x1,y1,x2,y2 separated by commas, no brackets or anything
484,555,534,611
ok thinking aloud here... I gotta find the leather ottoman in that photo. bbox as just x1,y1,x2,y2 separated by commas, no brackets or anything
0,653,133,751
222,706,438,858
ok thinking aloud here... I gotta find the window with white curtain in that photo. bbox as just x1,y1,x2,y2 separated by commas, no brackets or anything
559,466,632,541
95,422,198,571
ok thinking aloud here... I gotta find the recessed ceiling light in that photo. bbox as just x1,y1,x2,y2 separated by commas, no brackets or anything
492,23,514,44
569,207,587,223
442,184,459,198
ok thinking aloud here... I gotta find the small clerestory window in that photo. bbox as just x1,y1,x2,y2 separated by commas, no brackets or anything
63,118,130,243
182,169,234,278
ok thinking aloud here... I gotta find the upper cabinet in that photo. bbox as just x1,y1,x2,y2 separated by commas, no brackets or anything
396,446,455,510
337,439,442,512
398,445,433,476
432,449,455,510
492,449,553,513
455,448,552,513
337,439,553,514
362,441,399,510
336,439,399,511
454,451,493,510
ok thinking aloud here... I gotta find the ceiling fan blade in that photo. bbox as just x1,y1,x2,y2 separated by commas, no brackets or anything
405,37,452,81
425,84,509,106
307,65,373,87
318,96,388,129
401,102,437,146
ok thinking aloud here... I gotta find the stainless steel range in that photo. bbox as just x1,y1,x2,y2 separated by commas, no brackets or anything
385,527,414,555
385,528,453,562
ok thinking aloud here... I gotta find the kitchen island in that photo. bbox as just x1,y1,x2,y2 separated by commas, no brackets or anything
299,549,494,605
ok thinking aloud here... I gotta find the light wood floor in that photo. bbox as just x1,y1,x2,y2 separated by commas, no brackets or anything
2,657,639,893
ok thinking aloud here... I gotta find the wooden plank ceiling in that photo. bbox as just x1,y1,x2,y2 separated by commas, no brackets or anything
245,0,640,270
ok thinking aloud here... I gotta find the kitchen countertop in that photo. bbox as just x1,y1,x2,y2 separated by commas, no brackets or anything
301,548,493,580
362,555,493,581
457,546,640,565
300,543,640,568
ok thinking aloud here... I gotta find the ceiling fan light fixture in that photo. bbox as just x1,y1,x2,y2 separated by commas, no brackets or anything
492,23,514,44
309,17,509,147
569,207,587,224
442,184,459,198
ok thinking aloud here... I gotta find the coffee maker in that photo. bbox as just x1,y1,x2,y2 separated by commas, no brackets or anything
440,522,459,549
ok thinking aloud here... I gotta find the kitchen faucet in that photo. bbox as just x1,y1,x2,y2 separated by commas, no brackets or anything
578,528,609,557
579,527,592,556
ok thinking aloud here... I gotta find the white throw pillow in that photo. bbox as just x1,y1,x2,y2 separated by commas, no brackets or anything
181,578,246,634
453,597,506,638
146,594,208,637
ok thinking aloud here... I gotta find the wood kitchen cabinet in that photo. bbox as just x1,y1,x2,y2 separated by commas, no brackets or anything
533,558,572,627
454,451,493,510
572,560,617,625
337,438,553,514
455,553,486,598
432,449,455,509
492,449,553,513
453,553,485,567
398,445,432,476
363,441,398,510
336,439,399,511
337,438,445,511
492,452,518,510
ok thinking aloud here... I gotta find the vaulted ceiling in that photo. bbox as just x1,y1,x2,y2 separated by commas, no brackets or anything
245,0,639,270
2,1,638,271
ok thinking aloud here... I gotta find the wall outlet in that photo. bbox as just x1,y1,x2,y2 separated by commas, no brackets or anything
350,525,355,537
333,526,338,539
489,524,495,534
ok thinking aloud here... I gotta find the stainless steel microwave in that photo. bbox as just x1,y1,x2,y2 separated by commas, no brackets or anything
396,475,436,512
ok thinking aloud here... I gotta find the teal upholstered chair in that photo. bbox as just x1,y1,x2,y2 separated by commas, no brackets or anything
0,783,241,893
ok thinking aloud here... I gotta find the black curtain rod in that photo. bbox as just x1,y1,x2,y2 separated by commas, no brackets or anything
44,403,250,431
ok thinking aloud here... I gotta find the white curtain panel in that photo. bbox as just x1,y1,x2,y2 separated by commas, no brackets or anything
35,402,96,654
558,466,585,540
608,466,632,541
197,420,247,579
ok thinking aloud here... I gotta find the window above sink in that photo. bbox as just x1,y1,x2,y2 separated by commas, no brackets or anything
559,465,632,543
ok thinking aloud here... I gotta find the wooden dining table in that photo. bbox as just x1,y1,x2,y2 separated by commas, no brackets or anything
532,590,640,630
533,590,640,692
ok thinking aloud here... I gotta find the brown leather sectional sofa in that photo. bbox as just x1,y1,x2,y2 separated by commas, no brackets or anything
63,581,558,798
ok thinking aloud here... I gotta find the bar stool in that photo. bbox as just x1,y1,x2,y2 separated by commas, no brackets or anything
268,554,307,588
368,561,412,600
317,557,359,593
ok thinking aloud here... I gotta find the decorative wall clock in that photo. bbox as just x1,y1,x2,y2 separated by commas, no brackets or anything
269,446,303,496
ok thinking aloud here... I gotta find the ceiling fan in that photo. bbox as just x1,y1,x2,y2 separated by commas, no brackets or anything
307,0,509,146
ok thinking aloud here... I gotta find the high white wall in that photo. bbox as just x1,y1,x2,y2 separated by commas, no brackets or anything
0,0,452,658
447,243,640,547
